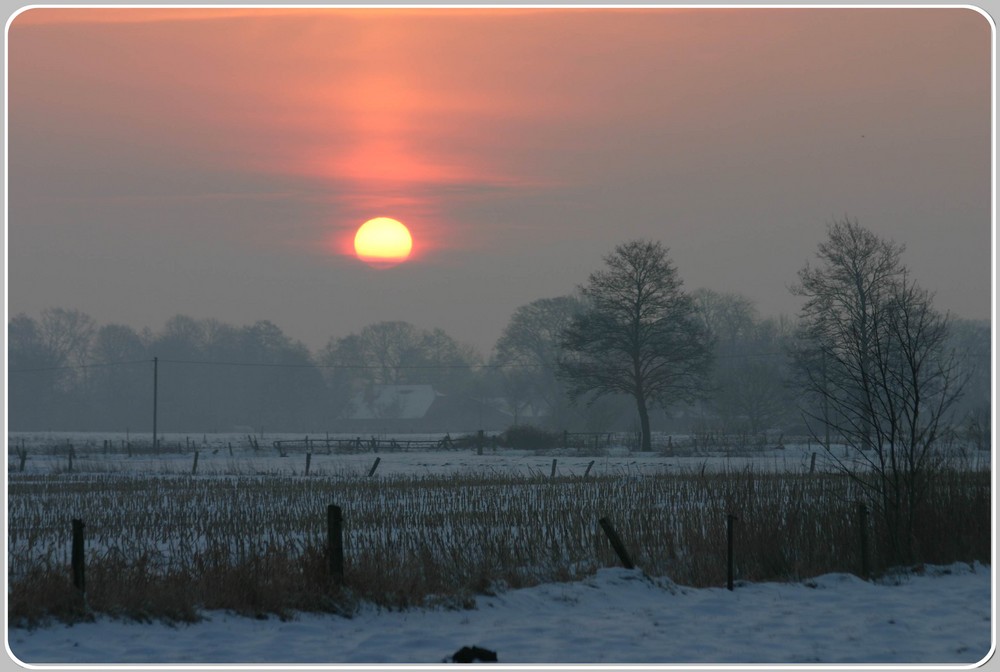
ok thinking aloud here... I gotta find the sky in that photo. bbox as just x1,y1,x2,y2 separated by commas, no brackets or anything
6,6,994,355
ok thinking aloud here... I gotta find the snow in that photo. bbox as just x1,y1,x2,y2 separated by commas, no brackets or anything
6,564,993,667
10,431,989,478
9,430,990,477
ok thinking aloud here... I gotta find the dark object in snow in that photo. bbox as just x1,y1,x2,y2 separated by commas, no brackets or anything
448,646,498,663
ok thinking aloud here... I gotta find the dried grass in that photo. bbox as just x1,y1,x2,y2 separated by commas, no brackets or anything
8,465,989,625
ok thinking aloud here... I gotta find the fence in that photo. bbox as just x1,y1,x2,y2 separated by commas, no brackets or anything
8,465,989,626
271,435,476,456
24,497,884,624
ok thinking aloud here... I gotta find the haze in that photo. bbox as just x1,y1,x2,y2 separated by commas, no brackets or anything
7,7,992,354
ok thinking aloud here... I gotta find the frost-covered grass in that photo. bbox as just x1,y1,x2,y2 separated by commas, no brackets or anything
8,449,990,627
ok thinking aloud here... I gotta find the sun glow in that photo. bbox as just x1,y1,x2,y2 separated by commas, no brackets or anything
353,217,413,267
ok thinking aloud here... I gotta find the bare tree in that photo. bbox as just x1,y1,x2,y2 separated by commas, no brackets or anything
693,290,795,434
9,313,64,428
318,321,482,412
494,295,583,426
693,289,756,349
90,323,149,429
792,218,965,565
559,240,712,452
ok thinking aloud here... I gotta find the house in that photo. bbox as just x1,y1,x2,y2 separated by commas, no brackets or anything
341,384,513,434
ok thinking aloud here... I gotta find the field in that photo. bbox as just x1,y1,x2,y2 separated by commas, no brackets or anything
7,431,991,630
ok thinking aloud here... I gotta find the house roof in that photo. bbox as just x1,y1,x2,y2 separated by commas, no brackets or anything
345,384,514,431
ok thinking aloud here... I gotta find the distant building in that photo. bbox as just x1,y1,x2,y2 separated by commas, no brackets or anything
341,384,513,433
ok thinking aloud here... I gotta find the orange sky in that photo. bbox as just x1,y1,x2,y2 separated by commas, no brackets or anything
7,7,992,352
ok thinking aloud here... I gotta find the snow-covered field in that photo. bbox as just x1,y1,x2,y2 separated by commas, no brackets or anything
7,430,991,477
6,432,994,669
7,564,993,666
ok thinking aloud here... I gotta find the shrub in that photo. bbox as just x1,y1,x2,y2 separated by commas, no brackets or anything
501,425,562,449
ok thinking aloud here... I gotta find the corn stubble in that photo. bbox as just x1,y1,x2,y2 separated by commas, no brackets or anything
8,466,989,626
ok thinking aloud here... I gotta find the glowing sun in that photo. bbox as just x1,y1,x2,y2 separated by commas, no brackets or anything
353,217,413,268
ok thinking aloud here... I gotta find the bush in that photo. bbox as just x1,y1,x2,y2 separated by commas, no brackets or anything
501,425,562,449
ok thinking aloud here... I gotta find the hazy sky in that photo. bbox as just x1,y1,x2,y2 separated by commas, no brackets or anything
7,7,993,355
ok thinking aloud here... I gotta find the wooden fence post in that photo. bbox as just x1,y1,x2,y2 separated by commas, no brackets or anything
858,501,871,580
327,504,344,583
368,457,381,477
809,452,817,474
550,459,558,479
305,452,312,476
67,444,74,473
71,519,85,594
191,451,199,475
584,460,595,479
726,513,738,590
598,517,635,569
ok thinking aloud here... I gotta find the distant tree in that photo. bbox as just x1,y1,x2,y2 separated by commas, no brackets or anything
233,320,327,431
8,313,64,428
39,307,96,368
144,315,328,432
89,323,149,430
412,327,484,395
319,333,366,418
792,218,966,565
559,240,713,452
493,295,583,427
11,310,335,432
360,321,422,385
693,289,756,349
146,315,212,430
37,307,96,398
946,318,990,450
318,321,483,415
693,290,795,434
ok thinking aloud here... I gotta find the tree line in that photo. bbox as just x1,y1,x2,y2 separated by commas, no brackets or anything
8,218,989,448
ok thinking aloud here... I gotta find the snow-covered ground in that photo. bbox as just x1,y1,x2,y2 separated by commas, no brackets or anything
7,431,991,478
7,564,992,667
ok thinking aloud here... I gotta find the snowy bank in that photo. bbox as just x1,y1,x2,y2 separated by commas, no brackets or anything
7,563,992,667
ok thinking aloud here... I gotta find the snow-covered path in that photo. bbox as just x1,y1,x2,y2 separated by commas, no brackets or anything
8,563,992,667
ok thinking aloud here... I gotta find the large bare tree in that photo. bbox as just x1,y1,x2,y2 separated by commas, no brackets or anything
793,218,965,565
558,240,712,452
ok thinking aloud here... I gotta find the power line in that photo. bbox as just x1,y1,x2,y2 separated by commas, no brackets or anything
8,357,543,373
7,359,151,373
9,349,990,374
159,358,540,370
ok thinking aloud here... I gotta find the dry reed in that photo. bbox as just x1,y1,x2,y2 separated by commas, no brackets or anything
8,464,989,626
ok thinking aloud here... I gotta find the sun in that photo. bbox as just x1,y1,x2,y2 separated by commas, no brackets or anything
353,217,413,268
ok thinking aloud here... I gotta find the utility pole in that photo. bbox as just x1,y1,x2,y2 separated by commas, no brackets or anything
153,356,158,451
